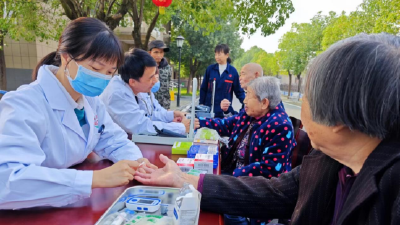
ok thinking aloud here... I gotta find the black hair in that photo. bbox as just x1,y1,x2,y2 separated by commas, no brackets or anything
32,17,124,80
306,33,400,140
119,48,157,83
215,44,232,64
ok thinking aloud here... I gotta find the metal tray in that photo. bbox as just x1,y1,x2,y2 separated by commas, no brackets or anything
95,185,181,225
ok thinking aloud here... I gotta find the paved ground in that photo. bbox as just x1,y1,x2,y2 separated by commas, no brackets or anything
170,96,193,111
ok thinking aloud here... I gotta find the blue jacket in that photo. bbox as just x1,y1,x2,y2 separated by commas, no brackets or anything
199,104,296,179
200,63,245,118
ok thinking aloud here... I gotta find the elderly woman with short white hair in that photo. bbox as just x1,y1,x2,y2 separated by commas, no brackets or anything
199,76,296,179
198,76,296,224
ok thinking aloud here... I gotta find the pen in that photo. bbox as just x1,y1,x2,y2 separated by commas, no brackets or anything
98,124,105,134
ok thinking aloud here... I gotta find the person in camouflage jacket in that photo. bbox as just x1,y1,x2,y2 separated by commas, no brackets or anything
148,40,172,109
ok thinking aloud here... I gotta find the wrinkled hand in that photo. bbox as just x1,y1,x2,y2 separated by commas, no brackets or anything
182,118,200,133
173,111,186,122
135,154,199,188
220,99,231,112
136,158,158,173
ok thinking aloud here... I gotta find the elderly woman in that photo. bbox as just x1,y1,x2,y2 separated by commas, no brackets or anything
200,76,295,225
135,33,400,224
199,76,296,179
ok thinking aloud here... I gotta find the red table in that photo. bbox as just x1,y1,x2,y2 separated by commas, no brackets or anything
0,143,223,225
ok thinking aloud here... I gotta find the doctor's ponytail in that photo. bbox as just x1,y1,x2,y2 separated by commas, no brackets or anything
32,51,61,80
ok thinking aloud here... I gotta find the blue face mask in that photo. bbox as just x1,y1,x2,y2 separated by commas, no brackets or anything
151,81,160,93
67,61,112,97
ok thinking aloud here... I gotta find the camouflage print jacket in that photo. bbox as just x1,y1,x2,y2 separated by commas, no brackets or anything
154,58,172,109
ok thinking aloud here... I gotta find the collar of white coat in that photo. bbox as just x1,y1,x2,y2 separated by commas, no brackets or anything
113,75,138,98
38,65,96,142
38,65,84,110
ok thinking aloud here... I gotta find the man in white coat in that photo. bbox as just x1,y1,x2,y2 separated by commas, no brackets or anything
100,48,197,136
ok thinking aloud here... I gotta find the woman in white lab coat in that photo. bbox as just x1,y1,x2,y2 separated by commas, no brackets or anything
0,17,155,209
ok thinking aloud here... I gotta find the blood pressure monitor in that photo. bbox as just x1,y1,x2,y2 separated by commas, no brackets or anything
138,189,165,196
126,197,161,212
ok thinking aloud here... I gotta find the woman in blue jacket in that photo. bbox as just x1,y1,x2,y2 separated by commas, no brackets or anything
200,44,245,118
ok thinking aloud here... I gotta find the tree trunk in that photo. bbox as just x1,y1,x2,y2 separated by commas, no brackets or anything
131,0,145,49
288,70,292,99
297,73,301,93
143,11,159,50
196,73,201,91
0,34,6,91
188,59,201,94
163,20,172,46
105,0,130,30
132,26,142,49
187,71,194,94
60,0,130,31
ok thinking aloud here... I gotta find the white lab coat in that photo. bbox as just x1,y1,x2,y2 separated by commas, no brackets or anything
0,65,143,209
100,76,185,135
137,92,171,122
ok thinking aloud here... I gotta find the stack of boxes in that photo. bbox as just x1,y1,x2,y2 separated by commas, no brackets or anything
173,138,219,174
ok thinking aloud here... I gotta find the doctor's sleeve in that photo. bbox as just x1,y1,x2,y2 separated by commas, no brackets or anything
93,98,143,163
199,68,209,105
233,70,246,104
102,91,158,136
150,93,174,122
0,93,92,209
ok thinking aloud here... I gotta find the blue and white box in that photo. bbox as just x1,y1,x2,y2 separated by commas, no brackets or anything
187,144,218,168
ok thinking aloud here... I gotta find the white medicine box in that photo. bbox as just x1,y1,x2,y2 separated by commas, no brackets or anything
177,158,195,173
194,154,214,174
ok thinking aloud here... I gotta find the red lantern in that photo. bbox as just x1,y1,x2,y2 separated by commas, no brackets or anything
152,0,172,14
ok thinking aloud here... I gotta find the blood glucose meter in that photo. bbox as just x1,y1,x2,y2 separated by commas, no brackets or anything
126,197,161,213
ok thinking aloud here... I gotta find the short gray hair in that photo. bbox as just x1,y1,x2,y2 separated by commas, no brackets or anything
248,76,281,110
306,33,400,139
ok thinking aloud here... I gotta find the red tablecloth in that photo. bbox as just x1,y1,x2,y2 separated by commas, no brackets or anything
0,143,222,225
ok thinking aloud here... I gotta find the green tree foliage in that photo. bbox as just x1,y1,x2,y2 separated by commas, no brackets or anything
54,0,295,50
233,0,295,36
168,17,243,94
233,47,281,77
233,46,264,69
370,0,400,34
278,12,336,96
321,11,374,50
0,0,64,90
322,0,400,50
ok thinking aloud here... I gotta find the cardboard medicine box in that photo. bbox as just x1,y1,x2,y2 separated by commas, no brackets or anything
177,158,194,173
172,141,193,155
187,144,219,169
194,154,214,174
